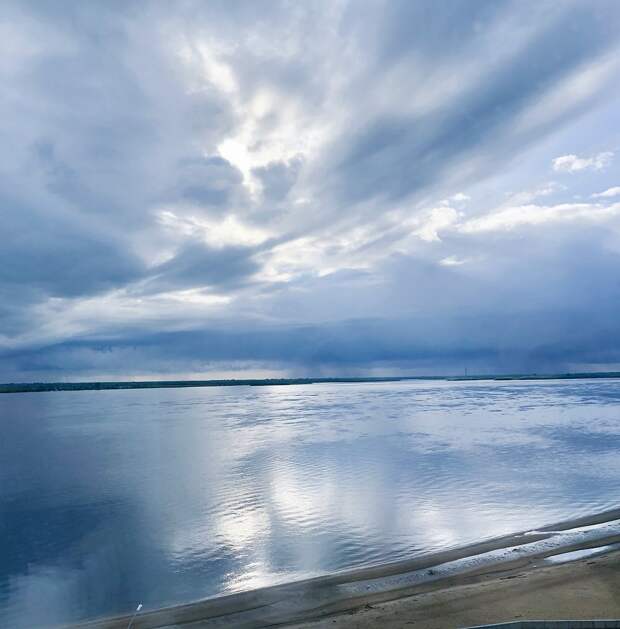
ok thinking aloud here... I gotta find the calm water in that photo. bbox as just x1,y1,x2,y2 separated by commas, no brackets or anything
1,379,620,626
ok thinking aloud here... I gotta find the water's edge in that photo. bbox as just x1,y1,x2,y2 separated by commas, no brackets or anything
4,372,620,394
71,507,620,629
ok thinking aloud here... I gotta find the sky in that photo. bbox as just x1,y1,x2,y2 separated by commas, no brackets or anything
1,0,620,381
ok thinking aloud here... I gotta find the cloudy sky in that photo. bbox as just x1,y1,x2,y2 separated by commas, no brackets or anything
2,0,620,380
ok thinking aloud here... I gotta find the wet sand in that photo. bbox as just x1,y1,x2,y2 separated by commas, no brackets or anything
74,508,620,629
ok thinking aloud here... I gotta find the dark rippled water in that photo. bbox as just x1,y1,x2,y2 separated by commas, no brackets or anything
1,379,620,626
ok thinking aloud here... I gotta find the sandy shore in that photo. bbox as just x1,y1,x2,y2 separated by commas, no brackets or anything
74,508,620,629
286,549,620,628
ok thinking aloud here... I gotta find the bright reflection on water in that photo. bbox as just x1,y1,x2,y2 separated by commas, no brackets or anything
1,379,620,626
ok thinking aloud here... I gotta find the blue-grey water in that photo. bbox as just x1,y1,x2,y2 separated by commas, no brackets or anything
1,379,619,627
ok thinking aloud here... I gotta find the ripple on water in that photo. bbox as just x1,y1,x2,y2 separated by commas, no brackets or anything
1,379,620,627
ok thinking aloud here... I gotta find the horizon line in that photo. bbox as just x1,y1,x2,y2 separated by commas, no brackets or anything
2,371,620,393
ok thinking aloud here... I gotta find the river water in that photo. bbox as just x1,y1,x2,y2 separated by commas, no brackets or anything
1,379,619,626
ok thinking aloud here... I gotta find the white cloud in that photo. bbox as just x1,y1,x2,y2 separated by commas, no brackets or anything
552,151,613,173
506,182,563,205
460,202,620,233
157,210,271,248
451,192,470,202
414,207,459,242
408,200,620,242
592,186,620,199
439,192,470,206
439,256,469,267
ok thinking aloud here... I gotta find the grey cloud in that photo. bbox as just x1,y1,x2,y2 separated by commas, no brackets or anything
2,0,620,379
4,308,620,380
0,194,144,299
145,241,259,292
324,3,620,207
0,1,240,309
5,214,620,379
253,157,303,202
171,157,246,209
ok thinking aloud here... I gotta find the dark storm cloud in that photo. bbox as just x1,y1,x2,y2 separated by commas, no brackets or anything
4,308,620,379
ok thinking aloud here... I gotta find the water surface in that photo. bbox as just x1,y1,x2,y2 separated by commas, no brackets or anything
1,379,619,626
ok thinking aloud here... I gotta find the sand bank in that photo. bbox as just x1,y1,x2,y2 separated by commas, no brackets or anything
73,508,620,628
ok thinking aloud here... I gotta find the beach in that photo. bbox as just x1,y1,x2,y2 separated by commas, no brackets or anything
74,509,620,628
287,550,620,628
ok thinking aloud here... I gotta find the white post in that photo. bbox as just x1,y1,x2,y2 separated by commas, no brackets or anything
126,603,143,629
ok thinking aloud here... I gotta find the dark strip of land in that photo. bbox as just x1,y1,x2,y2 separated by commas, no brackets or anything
3,372,620,394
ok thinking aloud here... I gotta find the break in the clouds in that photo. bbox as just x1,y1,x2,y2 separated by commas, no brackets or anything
1,0,620,380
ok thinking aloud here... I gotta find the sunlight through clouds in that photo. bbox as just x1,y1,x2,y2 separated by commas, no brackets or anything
2,0,620,378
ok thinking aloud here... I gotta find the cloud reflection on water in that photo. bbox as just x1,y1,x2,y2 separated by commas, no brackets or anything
1,380,620,626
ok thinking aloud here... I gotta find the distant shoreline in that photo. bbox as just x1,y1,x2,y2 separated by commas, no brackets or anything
2,372,620,394
3,372,620,394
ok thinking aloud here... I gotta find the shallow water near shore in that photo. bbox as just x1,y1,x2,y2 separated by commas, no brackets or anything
1,379,620,627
